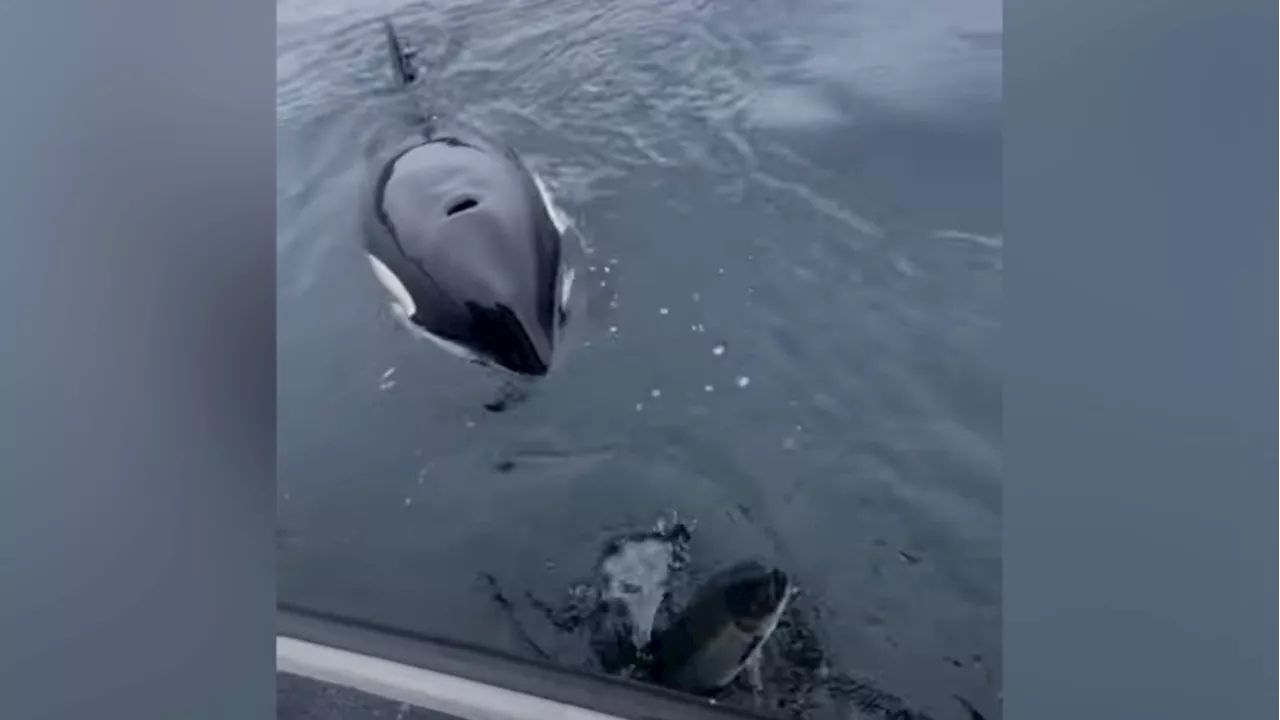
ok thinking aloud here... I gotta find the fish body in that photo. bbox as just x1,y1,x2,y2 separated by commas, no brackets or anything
644,561,792,695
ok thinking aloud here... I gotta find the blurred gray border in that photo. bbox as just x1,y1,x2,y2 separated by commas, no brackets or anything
0,1,1273,719
1006,0,1275,717
0,1,277,718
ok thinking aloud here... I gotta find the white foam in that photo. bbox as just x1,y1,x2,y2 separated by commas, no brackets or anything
559,267,576,310
933,229,1003,249
892,256,920,277
744,85,845,130
601,537,675,644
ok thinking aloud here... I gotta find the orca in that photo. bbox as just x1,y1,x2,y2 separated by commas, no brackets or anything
363,19,570,379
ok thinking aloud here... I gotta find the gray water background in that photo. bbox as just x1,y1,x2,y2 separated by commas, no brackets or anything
277,0,1001,717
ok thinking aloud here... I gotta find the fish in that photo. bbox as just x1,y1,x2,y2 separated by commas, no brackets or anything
642,560,793,695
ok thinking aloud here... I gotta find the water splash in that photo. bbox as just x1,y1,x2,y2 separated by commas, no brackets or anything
932,229,1003,249
600,538,673,646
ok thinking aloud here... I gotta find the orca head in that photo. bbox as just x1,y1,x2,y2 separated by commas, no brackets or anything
364,138,562,377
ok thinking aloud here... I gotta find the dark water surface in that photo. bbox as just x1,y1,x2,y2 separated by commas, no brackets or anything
277,0,1001,717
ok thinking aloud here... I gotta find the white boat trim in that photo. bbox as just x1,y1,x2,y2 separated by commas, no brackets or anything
277,604,765,720
278,635,624,720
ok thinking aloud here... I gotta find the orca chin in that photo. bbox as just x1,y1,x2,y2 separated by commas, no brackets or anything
447,299,553,377
371,252,553,377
